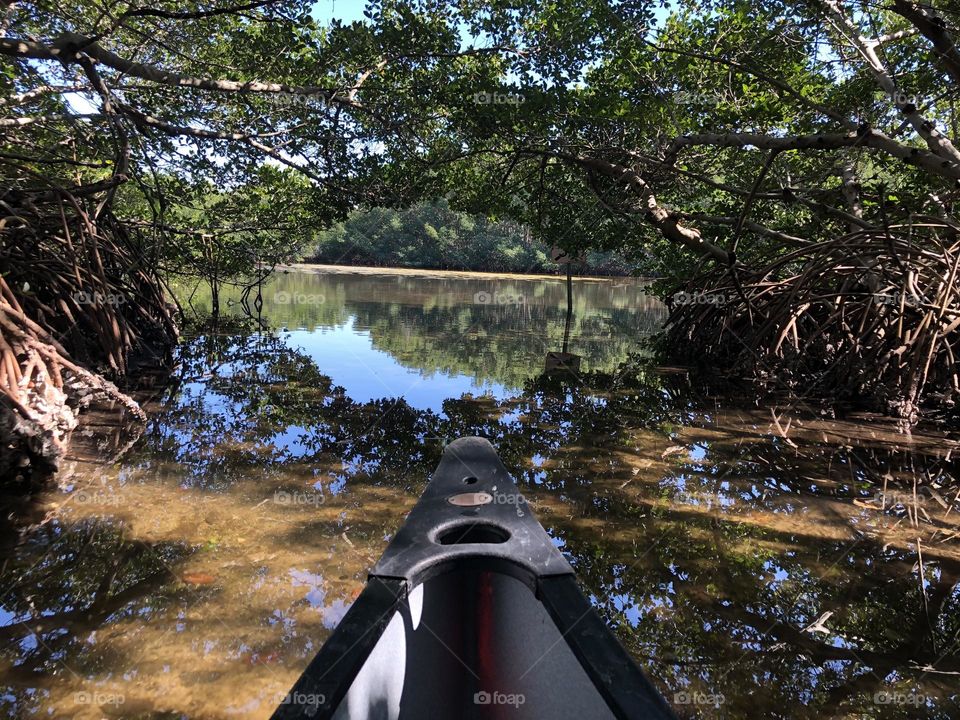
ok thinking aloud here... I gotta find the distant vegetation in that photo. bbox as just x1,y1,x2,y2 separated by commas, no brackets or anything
299,200,640,276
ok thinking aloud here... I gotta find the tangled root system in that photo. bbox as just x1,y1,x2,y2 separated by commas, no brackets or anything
664,221,960,422
1,192,177,479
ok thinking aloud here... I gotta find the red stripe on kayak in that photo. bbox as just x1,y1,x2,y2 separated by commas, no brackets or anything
476,570,501,719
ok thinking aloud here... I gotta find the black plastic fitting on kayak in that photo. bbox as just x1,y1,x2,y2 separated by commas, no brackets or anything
271,437,678,720
369,436,574,588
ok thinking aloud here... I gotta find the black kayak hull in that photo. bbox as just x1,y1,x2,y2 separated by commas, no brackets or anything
271,437,676,720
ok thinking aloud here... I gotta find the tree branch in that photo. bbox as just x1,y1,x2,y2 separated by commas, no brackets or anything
666,129,960,181
677,213,810,246
0,34,360,109
546,150,730,263
819,0,960,165
891,0,960,86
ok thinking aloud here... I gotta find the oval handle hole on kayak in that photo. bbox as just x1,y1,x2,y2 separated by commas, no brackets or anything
436,522,510,545
462,476,478,485
447,492,492,507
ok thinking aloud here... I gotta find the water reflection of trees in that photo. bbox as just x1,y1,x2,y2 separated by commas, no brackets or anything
562,509,960,719
3,320,958,719
0,518,192,712
144,320,682,484
146,322,960,717
183,271,668,389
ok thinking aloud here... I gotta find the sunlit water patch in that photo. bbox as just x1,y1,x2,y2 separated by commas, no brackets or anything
1,267,958,719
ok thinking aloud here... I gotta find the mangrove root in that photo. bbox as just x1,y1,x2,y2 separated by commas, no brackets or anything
664,221,960,422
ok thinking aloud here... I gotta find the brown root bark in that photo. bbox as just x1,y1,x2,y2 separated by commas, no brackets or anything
664,221,960,422
0,192,177,481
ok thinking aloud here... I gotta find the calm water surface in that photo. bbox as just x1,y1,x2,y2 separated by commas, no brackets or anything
1,268,959,719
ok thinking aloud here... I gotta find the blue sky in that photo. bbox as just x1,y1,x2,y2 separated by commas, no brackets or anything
312,0,369,25
311,0,673,28
311,0,491,50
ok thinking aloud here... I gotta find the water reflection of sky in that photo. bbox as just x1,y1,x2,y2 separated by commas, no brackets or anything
5,271,959,720
287,320,513,412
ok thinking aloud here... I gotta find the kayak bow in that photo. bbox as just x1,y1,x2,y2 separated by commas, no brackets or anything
271,436,677,720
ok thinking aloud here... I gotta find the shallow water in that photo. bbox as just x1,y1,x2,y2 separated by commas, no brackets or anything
1,268,959,719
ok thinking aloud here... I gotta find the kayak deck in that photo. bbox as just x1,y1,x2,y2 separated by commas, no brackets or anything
271,437,676,720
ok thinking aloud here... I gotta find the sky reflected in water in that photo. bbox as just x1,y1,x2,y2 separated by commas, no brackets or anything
1,268,958,720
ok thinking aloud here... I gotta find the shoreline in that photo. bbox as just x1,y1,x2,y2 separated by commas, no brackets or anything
283,263,655,283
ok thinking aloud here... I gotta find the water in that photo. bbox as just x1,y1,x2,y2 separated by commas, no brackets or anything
1,267,958,719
